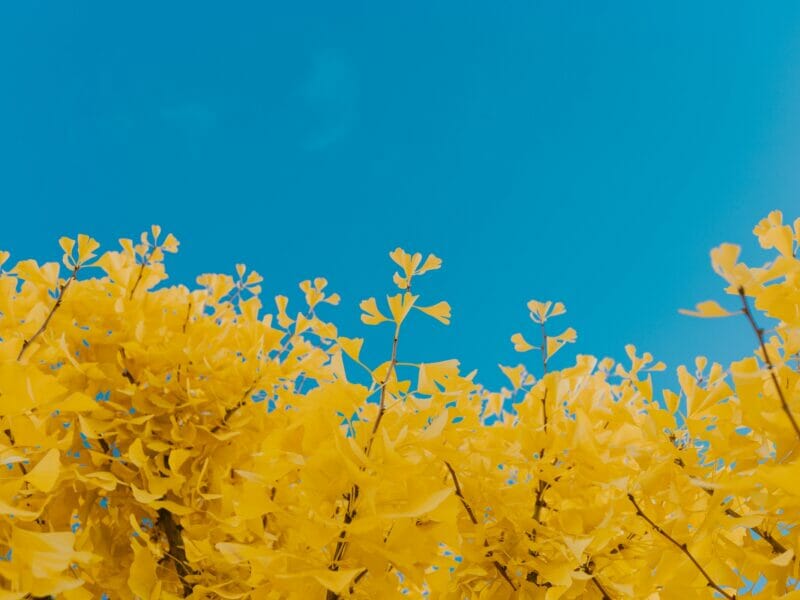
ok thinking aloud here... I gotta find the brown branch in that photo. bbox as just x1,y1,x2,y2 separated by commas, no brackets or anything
627,493,735,599
540,321,549,376
365,328,400,456
129,246,155,300
689,469,787,555
738,287,800,440
444,461,478,524
445,461,517,591
673,449,788,555
583,561,612,600
210,384,255,434
327,328,403,599
18,265,80,361
157,508,195,597
530,386,554,545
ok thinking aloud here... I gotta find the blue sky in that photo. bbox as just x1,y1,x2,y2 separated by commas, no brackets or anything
2,2,800,389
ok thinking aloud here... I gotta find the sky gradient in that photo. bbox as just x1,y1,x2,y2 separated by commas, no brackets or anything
2,2,800,389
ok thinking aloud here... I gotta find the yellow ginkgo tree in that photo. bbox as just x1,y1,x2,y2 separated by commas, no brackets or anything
0,213,799,599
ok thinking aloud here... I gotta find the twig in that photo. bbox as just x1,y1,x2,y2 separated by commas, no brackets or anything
210,383,256,433
627,493,735,599
129,246,155,300
674,455,788,555
327,328,403,598
583,561,612,600
738,287,800,440
18,265,80,361
444,461,517,591
365,328,400,456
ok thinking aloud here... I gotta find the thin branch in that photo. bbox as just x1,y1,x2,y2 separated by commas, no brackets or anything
674,455,788,555
327,326,403,598
591,575,612,600
444,461,478,524
739,287,800,440
540,321,549,377
532,389,551,534
157,508,195,597
365,328,400,456
444,461,517,591
18,265,80,361
582,562,612,600
627,493,735,599
129,247,155,300
210,383,255,433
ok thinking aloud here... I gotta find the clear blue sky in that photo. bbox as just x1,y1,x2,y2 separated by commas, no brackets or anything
2,2,800,388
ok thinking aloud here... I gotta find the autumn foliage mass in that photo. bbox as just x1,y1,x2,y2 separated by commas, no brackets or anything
1,212,800,599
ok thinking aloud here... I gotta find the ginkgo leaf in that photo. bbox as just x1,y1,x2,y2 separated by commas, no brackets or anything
387,292,418,325
499,364,525,389
417,253,442,274
382,487,452,518
338,336,364,361
128,543,161,600
76,234,100,264
25,448,60,493
678,300,736,318
511,332,534,352
416,300,451,325
545,327,577,360
360,297,389,325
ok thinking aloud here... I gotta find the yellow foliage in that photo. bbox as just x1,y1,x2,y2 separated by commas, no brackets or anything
0,216,799,599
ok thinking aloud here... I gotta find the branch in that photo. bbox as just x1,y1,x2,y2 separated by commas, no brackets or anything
444,461,517,591
627,493,735,599
582,561,612,600
365,328,400,456
129,247,155,300
157,508,195,597
738,287,800,440
673,452,788,555
210,383,255,434
18,265,80,361
327,327,403,598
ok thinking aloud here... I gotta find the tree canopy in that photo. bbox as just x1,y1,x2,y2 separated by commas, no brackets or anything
1,213,799,598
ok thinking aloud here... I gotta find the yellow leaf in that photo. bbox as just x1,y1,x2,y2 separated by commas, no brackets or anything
499,364,525,389
59,237,75,262
76,234,100,264
418,253,443,274
127,438,147,468
161,232,179,253
528,299,551,323
546,327,577,359
131,484,163,504
549,302,566,318
416,300,451,325
678,300,736,318
387,292,418,325
383,487,452,518
511,332,534,352
57,392,97,412
128,542,161,600
771,549,794,566
536,561,573,587
338,336,364,361
25,448,60,493
359,297,389,325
